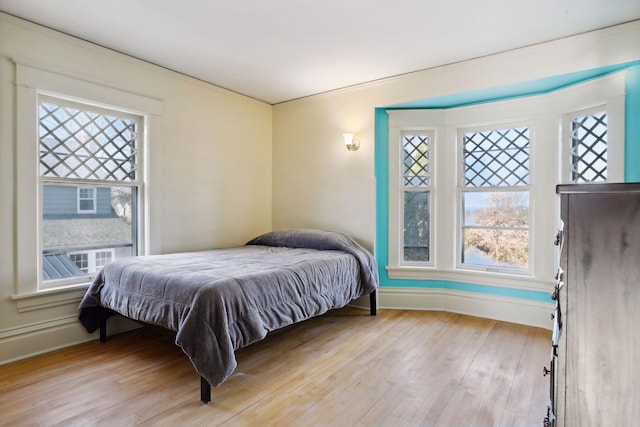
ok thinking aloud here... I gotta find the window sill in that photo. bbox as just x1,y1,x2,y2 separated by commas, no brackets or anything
385,266,552,292
12,283,90,313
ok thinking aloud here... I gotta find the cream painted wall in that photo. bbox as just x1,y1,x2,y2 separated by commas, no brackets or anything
272,20,640,253
272,95,377,248
0,13,272,362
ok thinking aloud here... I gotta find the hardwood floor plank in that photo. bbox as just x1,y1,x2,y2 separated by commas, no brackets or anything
141,310,404,426
356,314,498,426
234,314,409,425
0,308,550,426
497,327,551,427
427,321,548,427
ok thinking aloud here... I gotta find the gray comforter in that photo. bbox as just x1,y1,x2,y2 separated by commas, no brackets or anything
78,229,378,387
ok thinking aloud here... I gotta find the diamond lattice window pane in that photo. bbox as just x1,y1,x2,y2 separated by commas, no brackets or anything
571,111,607,183
39,102,138,181
463,127,530,187
403,133,431,187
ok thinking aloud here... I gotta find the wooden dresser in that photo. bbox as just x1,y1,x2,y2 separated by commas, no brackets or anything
548,183,640,426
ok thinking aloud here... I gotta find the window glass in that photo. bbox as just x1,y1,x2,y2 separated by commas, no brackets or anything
404,190,430,262
570,110,607,183
461,191,529,270
401,131,433,264
463,127,530,187
39,96,141,284
460,126,530,272
39,101,137,182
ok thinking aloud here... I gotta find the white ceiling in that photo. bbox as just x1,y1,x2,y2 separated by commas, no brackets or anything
1,0,639,104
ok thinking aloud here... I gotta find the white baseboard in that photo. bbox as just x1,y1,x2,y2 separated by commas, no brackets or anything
3,288,551,365
0,315,140,365
377,287,553,330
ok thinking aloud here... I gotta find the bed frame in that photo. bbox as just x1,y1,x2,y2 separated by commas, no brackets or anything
98,290,377,403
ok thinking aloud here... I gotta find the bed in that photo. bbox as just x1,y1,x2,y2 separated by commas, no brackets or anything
78,229,378,402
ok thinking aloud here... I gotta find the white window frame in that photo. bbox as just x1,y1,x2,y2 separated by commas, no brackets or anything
399,129,435,267
386,71,627,292
13,59,162,300
388,110,445,270
38,94,143,289
77,186,97,214
457,122,532,275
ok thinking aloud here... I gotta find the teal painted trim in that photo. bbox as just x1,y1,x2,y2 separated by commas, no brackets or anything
374,108,390,282
625,65,640,182
374,60,640,302
381,279,552,303
390,61,640,110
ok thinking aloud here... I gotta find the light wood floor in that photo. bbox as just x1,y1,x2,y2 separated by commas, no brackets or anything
0,308,550,426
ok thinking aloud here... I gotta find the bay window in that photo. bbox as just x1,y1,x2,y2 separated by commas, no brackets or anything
386,72,626,290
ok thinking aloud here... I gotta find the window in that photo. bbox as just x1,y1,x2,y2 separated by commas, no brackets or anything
569,108,608,183
386,71,626,290
39,95,142,286
69,252,89,272
68,249,114,273
14,60,160,299
459,126,530,273
401,131,434,264
77,187,96,213
95,250,113,269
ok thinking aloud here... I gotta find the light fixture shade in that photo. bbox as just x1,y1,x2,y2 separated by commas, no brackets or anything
343,132,360,151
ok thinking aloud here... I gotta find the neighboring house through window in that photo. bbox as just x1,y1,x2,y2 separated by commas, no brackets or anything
77,187,96,213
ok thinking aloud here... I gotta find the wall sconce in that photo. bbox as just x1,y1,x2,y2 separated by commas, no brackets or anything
343,133,360,151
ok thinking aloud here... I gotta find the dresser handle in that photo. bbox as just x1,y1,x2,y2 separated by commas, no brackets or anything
543,366,552,376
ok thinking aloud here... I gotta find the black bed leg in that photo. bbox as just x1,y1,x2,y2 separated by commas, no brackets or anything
99,308,108,343
369,290,377,316
200,376,211,404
